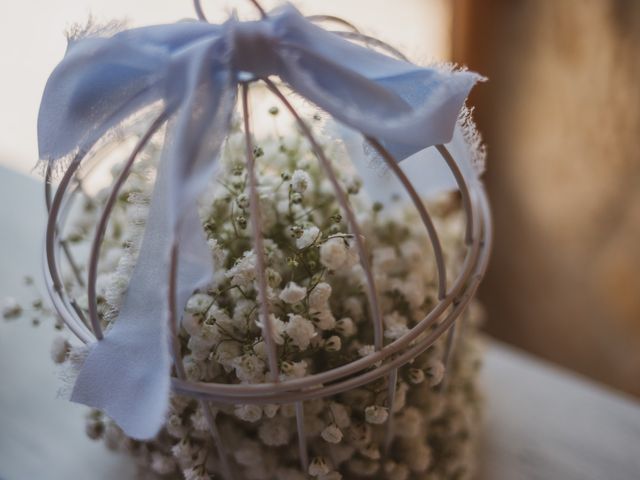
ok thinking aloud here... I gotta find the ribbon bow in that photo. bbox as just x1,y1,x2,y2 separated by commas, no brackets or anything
38,3,481,439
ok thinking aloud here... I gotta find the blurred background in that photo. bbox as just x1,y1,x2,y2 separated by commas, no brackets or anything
1,0,638,397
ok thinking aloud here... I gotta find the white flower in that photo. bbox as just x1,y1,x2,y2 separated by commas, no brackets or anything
233,298,256,324
190,407,209,431
280,360,308,379
256,314,285,345
335,317,356,337
185,293,214,316
309,457,331,477
279,281,307,304
427,359,445,387
235,404,263,423
296,225,320,249
226,250,257,287
183,466,209,480
171,438,195,463
365,405,389,424
285,314,316,350
384,324,409,340
1,297,21,319
187,335,214,361
150,452,176,475
347,422,372,447
384,311,407,328
215,340,242,370
319,237,347,270
321,424,343,444
324,335,342,352
207,238,229,266
263,404,279,418
309,282,332,309
313,308,336,330
291,169,312,193
359,444,381,460
408,368,425,384
182,312,201,337
358,344,375,358
50,336,69,364
183,355,202,380
232,354,266,383
258,418,291,446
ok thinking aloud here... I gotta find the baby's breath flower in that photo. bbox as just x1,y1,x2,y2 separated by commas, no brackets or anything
291,169,312,193
1,297,22,319
150,452,176,475
335,317,356,337
183,465,209,480
279,281,307,304
324,335,342,352
358,344,375,358
263,404,279,418
309,282,331,309
185,293,214,316
359,444,381,460
296,225,320,249
50,336,70,364
365,405,389,425
427,359,446,387
226,250,257,287
280,359,308,379
232,354,266,383
408,368,425,384
285,314,316,350
258,417,291,446
321,424,343,444
235,404,263,423
313,308,336,330
309,457,331,477
319,237,347,270
53,117,483,480
190,407,209,431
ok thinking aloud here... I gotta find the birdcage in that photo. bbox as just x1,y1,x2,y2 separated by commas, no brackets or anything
39,1,492,478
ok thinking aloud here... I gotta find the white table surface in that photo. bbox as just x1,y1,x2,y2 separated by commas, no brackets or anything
1,166,639,480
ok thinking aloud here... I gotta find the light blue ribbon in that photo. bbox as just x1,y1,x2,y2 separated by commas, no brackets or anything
38,3,482,439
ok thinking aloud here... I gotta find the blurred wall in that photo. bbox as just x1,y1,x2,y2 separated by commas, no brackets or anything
454,0,640,395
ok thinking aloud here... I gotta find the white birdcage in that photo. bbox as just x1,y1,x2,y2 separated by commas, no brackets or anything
40,1,492,478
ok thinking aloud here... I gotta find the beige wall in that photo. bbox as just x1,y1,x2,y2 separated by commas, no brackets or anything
455,0,640,395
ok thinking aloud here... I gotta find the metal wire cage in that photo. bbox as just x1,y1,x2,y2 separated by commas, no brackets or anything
41,1,492,477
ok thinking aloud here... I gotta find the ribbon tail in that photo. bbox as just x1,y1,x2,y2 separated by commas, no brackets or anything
71,46,235,439
71,142,179,439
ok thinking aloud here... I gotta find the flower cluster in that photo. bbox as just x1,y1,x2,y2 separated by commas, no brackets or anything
7,107,485,480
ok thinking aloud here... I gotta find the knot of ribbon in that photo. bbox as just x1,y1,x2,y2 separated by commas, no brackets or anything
38,3,482,439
